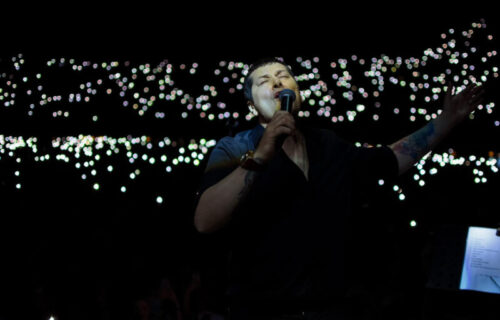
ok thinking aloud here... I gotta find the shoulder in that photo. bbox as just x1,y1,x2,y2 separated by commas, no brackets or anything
214,129,254,157
205,129,256,172
207,136,241,163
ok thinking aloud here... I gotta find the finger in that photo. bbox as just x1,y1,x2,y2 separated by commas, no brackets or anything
272,116,295,131
462,86,478,102
277,116,294,126
279,119,296,132
468,93,485,109
275,126,294,137
469,87,485,100
465,83,479,95
272,110,294,122
471,85,483,95
446,81,453,96
461,85,472,97
470,94,485,106
472,87,485,97
444,82,453,105
269,114,288,127
274,110,294,120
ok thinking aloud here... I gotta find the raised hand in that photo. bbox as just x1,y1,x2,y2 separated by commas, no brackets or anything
442,82,485,126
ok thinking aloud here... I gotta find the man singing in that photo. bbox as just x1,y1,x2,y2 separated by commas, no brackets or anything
194,57,484,319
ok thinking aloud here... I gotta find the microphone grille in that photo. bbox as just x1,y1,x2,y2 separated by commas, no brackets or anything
278,89,296,100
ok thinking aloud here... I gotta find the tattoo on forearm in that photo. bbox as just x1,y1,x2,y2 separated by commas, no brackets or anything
392,121,435,160
238,170,258,199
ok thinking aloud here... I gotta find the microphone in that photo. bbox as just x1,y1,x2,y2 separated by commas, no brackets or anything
279,89,296,113
276,89,297,150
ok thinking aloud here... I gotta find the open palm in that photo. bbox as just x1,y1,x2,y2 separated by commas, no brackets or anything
443,82,485,125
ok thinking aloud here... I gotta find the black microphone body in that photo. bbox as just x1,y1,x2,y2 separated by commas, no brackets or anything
276,89,296,150
279,89,296,113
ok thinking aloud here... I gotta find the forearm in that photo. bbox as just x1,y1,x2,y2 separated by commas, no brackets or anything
194,166,260,233
389,115,455,175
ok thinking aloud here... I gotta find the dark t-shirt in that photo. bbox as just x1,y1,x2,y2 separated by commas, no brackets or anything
195,122,399,309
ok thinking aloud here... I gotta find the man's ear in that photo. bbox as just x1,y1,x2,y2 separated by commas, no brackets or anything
247,101,258,116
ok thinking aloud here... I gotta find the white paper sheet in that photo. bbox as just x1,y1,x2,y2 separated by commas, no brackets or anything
460,226,500,294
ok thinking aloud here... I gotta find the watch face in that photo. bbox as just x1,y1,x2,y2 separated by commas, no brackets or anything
241,150,253,163
240,150,264,171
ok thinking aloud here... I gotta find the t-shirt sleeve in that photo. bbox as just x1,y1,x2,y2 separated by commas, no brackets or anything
194,137,242,206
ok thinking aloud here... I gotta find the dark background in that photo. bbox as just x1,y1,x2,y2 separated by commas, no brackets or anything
0,6,499,320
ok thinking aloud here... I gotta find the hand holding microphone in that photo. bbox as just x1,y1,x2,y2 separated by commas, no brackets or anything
254,89,297,164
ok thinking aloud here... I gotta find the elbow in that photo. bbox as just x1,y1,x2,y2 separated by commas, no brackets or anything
194,221,217,235
193,212,209,234
388,147,407,176
194,207,216,234
194,191,211,234
194,222,212,234
193,188,230,234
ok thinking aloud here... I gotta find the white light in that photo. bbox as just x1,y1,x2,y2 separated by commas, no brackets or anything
120,186,126,192
156,196,163,204
399,194,406,201
378,179,384,186
410,220,417,227
107,165,113,172
93,183,99,190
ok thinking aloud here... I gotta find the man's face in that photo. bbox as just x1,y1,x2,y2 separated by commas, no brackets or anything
249,63,301,122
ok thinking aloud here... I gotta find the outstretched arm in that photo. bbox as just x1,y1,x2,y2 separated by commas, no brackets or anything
390,82,484,175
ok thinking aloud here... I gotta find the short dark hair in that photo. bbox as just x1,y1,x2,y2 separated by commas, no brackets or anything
243,57,295,102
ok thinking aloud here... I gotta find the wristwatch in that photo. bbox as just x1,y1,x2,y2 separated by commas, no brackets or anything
240,150,266,171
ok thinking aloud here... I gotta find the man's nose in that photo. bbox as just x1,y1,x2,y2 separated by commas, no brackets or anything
273,77,283,88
